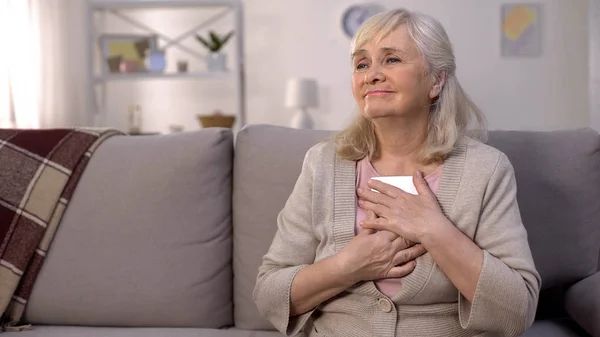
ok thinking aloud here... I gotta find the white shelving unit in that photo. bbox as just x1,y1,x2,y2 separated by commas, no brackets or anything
86,0,245,130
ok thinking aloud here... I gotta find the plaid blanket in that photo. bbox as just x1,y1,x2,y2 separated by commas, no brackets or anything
0,128,121,331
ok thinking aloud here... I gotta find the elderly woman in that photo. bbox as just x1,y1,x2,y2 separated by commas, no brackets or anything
254,8,541,337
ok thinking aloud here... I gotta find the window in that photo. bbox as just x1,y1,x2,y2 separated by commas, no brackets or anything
0,0,40,128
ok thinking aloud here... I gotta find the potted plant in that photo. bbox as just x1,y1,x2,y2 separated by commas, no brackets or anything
195,30,234,72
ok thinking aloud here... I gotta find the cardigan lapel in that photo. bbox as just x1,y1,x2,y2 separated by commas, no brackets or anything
391,142,467,303
436,143,467,219
332,153,357,253
331,153,385,299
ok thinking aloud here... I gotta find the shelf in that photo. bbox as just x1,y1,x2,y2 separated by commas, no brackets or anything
90,0,241,9
93,71,234,83
87,0,246,128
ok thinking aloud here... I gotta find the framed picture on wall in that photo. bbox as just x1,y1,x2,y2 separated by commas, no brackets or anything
501,3,542,57
99,34,159,73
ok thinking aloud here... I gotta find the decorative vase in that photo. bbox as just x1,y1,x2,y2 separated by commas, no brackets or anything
119,60,138,73
206,52,227,72
177,60,188,73
127,105,143,134
145,49,166,73
107,56,123,73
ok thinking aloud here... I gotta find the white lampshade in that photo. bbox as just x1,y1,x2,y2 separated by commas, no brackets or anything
285,78,319,109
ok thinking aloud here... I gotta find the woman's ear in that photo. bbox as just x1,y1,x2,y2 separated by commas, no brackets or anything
429,71,447,99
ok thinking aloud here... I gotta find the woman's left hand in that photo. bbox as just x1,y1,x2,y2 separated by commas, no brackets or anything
357,171,449,243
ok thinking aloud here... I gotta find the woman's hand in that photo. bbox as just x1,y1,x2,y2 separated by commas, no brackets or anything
357,171,450,243
335,220,427,286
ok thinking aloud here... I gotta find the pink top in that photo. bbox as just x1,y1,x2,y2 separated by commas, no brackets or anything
355,157,443,298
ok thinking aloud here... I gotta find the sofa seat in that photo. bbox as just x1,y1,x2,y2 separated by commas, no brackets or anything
521,319,591,337
4,321,589,337
7,320,586,337
6,326,283,337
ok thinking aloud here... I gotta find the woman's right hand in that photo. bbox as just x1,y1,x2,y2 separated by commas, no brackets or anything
335,213,427,285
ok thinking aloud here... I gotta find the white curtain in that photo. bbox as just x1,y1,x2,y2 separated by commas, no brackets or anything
0,0,40,128
36,0,89,128
0,0,88,129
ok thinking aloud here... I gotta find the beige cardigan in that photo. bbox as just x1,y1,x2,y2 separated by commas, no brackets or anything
254,137,541,337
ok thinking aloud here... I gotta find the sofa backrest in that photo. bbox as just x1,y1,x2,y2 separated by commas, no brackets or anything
232,124,600,330
232,125,333,330
25,129,234,328
486,129,600,289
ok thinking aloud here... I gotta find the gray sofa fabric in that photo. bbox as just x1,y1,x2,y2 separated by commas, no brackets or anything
10,326,282,337
519,319,592,337
232,126,333,330
1,125,594,337
486,129,600,290
25,130,234,328
565,272,600,336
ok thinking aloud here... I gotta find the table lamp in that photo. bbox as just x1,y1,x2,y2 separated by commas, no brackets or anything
285,77,319,129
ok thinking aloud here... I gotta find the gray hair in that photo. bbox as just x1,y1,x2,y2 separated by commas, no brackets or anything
335,8,487,164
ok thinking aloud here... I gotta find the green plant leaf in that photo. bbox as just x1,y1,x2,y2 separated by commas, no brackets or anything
195,34,212,50
220,31,234,47
209,31,220,46
197,30,235,52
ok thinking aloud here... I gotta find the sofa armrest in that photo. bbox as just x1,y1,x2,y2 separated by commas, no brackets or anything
565,271,600,337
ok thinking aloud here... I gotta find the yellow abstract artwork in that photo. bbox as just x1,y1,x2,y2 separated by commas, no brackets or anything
501,4,542,57
502,6,537,41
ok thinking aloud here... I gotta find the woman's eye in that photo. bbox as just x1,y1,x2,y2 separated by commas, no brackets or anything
386,57,401,64
356,63,368,71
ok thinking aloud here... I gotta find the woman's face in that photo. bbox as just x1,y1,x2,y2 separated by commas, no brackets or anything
351,24,437,121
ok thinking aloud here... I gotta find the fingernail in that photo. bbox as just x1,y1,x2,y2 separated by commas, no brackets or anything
368,179,374,184
358,199,364,205
357,188,363,193
416,171,422,179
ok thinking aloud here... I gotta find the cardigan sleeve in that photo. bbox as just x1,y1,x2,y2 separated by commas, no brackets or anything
458,153,542,336
253,145,320,336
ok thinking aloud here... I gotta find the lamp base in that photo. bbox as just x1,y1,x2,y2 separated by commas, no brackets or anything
291,109,314,129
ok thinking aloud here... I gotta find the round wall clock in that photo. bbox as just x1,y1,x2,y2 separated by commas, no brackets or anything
341,3,385,38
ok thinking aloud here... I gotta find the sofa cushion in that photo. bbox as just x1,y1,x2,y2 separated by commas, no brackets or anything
519,319,590,337
487,129,600,289
5,326,284,337
25,129,234,328
232,125,333,330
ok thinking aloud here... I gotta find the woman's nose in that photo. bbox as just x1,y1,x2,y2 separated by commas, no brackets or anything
365,66,385,85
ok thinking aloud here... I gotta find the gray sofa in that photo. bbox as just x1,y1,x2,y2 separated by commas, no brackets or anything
6,124,599,337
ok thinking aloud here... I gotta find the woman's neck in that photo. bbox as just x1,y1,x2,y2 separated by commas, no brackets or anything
370,116,434,176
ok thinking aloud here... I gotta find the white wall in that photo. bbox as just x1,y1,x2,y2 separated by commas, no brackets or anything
590,0,600,131
91,0,590,133
245,0,590,132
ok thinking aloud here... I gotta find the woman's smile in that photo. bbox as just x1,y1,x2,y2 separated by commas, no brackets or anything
365,90,394,97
